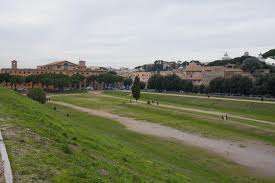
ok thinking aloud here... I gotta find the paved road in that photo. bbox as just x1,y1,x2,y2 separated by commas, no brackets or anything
51,101,275,177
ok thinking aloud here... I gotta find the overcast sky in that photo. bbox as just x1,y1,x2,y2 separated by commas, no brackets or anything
0,0,274,69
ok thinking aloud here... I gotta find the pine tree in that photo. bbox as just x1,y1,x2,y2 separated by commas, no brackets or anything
131,76,141,101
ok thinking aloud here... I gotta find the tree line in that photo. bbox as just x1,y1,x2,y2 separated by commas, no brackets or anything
209,74,275,97
0,71,125,91
147,74,193,92
147,74,275,97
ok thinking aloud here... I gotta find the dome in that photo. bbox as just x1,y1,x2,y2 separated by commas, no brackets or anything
222,52,231,60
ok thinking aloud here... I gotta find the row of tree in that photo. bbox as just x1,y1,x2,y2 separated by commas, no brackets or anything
0,72,125,91
147,74,193,92
146,74,275,97
209,75,275,97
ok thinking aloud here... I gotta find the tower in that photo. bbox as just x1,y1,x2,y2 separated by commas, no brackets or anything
11,60,17,69
79,61,86,68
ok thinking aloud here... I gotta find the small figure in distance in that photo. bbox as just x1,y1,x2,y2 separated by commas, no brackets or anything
156,101,159,105
261,96,264,102
53,106,57,111
66,113,70,117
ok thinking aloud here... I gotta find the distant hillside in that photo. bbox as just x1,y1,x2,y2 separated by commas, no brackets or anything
135,60,201,72
263,49,275,59
207,56,275,74
207,56,252,66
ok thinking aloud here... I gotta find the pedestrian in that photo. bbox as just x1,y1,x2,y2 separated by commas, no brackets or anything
225,114,228,120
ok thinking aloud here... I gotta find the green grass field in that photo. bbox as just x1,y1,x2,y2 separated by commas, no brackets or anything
2,88,272,182
52,92,275,146
104,91,275,122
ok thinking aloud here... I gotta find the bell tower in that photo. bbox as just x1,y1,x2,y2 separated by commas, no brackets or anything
11,60,17,70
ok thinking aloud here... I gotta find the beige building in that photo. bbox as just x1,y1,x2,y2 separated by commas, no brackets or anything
129,71,152,84
1,60,104,77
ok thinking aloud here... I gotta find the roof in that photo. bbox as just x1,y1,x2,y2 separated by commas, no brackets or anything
38,61,78,67
185,63,203,72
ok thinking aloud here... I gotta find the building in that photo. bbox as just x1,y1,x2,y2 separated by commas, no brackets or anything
129,71,152,84
184,62,204,85
183,62,253,86
1,60,104,77
0,60,106,90
222,52,232,60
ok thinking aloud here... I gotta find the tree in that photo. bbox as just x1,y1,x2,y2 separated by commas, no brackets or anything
27,88,46,104
262,49,275,59
131,76,141,101
0,73,11,87
96,72,123,89
123,77,133,90
71,73,85,89
209,77,225,93
25,75,40,88
148,74,164,91
241,57,264,73
10,75,25,90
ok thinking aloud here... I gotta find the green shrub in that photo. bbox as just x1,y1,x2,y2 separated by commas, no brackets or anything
27,88,46,104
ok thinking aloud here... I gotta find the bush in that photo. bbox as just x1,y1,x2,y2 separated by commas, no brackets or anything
27,88,46,104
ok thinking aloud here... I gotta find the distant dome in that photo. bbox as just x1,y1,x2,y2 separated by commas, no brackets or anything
222,52,231,60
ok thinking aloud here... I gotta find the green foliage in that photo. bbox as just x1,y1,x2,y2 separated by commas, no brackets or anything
209,75,253,95
123,77,132,89
0,73,11,83
148,74,193,92
27,88,47,104
95,72,123,89
254,74,275,97
131,76,141,100
241,57,265,73
262,49,275,59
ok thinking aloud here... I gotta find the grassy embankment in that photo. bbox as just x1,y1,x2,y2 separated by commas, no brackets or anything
51,92,275,146
0,87,269,182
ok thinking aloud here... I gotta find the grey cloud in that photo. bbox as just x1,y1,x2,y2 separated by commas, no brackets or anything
0,0,274,68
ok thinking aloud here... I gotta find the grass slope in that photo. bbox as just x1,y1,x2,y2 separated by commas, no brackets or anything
0,88,272,182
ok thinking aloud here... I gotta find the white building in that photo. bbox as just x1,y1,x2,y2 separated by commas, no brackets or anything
222,52,232,60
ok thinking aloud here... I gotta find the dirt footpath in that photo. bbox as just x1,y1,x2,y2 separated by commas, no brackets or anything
51,101,275,177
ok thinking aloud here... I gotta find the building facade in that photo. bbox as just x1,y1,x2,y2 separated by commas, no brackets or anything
1,60,105,77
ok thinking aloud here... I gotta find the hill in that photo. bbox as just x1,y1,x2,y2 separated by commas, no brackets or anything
207,56,275,73
263,49,275,59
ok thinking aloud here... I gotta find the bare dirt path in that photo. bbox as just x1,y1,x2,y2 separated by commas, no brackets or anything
100,94,275,126
51,101,275,177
